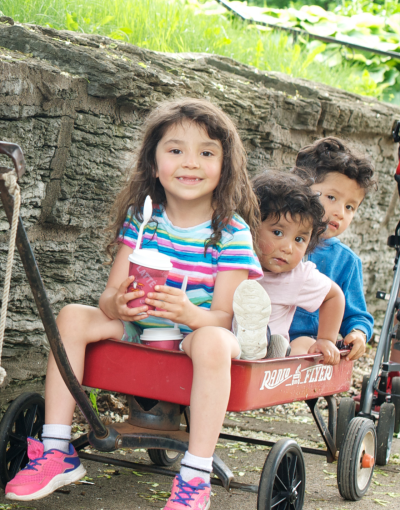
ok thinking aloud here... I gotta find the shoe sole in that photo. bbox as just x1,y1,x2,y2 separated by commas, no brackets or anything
6,464,87,501
233,280,271,360
165,499,210,510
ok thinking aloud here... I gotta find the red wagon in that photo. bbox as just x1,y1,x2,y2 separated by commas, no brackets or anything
0,142,377,509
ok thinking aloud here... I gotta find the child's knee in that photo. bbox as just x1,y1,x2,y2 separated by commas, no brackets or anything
56,304,99,338
57,304,84,325
189,327,237,364
289,336,316,356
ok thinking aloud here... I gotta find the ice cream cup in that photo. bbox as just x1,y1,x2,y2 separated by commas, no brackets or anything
127,249,173,310
140,327,183,350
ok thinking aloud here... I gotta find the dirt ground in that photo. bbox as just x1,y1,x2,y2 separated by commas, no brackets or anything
0,402,399,510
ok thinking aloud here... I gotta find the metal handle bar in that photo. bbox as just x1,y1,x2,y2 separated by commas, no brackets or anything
0,144,107,439
361,246,400,415
0,142,26,180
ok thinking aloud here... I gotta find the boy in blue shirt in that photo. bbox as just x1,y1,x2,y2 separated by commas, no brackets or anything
289,137,377,361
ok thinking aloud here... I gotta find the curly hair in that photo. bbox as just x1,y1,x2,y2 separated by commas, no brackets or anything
293,137,377,193
106,97,260,260
252,171,327,254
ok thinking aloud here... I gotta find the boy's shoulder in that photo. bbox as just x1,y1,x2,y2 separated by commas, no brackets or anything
316,237,361,264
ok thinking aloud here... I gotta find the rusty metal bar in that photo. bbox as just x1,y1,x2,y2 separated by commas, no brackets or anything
218,432,328,457
77,451,259,493
306,398,337,462
0,142,26,179
0,180,107,439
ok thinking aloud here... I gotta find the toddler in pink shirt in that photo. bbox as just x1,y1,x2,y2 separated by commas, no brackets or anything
233,171,345,364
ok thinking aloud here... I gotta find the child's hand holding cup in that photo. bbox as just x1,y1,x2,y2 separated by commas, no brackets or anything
126,249,172,310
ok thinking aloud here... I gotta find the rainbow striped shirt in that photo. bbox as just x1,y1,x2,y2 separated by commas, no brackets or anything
119,205,263,334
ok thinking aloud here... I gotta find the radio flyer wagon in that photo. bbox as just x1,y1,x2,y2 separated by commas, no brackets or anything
0,141,379,509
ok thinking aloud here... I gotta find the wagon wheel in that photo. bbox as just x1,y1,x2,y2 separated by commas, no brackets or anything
337,417,376,501
376,402,395,466
148,449,181,467
336,397,355,451
257,438,305,510
391,376,400,434
0,392,45,489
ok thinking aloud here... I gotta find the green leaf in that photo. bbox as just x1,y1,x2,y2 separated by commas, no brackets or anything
108,31,126,41
374,499,389,506
98,15,114,27
375,469,389,477
89,388,99,415
118,27,133,35
353,13,385,30
66,12,79,31
387,14,400,35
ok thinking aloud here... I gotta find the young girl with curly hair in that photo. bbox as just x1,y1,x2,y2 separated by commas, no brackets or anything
6,98,263,510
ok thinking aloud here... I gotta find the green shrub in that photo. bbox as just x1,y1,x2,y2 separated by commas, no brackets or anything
3,0,396,102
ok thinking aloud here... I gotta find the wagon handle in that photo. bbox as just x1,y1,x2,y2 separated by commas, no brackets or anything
0,142,108,438
0,142,26,180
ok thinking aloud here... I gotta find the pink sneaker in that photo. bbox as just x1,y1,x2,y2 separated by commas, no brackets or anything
164,474,211,509
5,437,86,501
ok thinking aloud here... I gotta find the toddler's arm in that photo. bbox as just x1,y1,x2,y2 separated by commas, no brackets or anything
308,282,345,365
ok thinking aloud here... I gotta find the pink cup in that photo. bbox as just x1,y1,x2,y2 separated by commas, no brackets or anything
140,327,183,351
126,250,173,310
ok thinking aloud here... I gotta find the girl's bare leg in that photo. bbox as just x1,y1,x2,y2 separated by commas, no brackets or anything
45,304,123,425
289,336,316,356
181,326,240,457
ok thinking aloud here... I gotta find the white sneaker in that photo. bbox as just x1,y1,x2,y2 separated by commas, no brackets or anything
267,334,291,359
233,280,271,360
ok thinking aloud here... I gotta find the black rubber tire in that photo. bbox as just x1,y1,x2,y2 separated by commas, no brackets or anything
0,392,45,489
257,438,305,510
337,397,356,451
391,376,400,435
337,417,376,501
359,374,370,414
376,402,395,466
148,449,181,466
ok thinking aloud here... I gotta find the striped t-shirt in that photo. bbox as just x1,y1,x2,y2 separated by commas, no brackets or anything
119,204,263,334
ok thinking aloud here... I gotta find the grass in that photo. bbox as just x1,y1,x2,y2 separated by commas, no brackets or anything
1,0,381,100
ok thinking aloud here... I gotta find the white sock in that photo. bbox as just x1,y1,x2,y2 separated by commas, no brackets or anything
180,451,213,484
42,424,71,453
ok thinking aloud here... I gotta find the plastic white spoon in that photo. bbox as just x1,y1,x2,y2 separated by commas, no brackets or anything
180,275,188,294
174,275,188,330
134,195,153,252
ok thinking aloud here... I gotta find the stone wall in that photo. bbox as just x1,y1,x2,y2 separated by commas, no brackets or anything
1,20,400,404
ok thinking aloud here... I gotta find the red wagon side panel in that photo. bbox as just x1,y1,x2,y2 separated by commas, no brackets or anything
83,340,353,412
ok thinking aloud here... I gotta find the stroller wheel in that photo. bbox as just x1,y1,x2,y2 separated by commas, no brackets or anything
391,376,400,434
0,392,45,489
376,402,395,466
338,417,376,501
257,438,305,510
359,375,370,414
